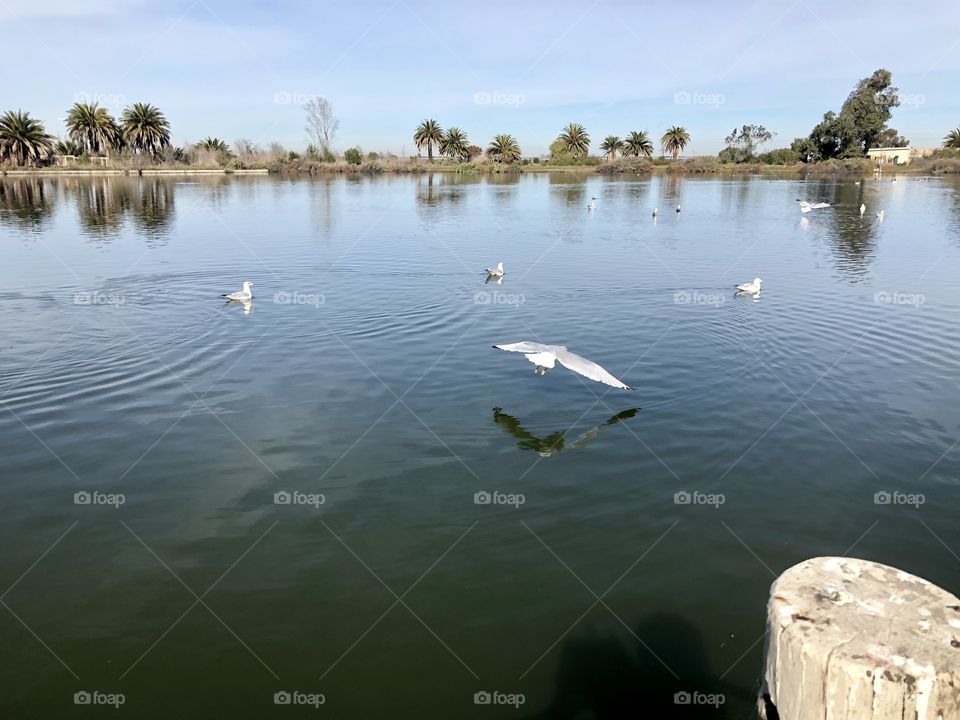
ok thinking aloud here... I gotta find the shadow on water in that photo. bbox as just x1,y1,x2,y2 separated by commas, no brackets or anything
0,176,55,230
528,613,753,719
492,407,638,457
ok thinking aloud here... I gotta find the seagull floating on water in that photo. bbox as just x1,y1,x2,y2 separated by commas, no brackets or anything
798,200,830,213
652,207,658,218
735,277,763,295
676,205,681,214
485,261,504,279
492,342,632,389
877,210,885,221
860,203,866,216
223,281,253,302
587,197,597,210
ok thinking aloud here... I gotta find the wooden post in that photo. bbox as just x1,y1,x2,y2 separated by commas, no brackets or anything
761,557,960,720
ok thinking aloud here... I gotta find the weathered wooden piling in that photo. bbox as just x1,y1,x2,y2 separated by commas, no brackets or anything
761,556,960,719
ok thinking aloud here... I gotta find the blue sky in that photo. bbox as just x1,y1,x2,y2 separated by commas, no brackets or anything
3,0,958,156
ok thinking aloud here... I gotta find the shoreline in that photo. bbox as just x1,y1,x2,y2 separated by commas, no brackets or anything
0,163,945,178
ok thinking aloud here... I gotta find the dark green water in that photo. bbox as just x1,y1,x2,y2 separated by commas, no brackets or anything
1,172,959,718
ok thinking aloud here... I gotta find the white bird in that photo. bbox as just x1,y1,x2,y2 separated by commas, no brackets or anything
485,261,504,279
652,207,658,218
860,203,866,216
735,277,763,295
223,281,253,301
587,197,597,210
877,210,885,221
492,342,632,390
855,181,861,186
675,204,681,214
798,200,830,213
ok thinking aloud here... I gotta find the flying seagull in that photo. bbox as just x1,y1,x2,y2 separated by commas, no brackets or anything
798,200,830,213
223,281,253,302
735,277,763,295
485,261,504,279
492,342,632,389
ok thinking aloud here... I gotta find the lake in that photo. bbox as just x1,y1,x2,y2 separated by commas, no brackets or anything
1,171,959,718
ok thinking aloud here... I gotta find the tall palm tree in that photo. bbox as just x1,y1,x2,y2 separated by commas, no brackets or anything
65,102,121,156
440,127,470,161
198,137,229,152
486,134,522,163
944,128,960,149
599,135,624,161
557,122,590,158
0,110,54,167
413,119,444,161
661,126,691,160
121,103,171,159
624,130,654,158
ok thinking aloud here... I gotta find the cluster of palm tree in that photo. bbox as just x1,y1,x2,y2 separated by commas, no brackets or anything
414,119,521,163
0,102,172,167
554,123,689,160
945,128,960,149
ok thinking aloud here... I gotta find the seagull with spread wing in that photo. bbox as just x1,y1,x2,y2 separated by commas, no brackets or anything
492,342,632,389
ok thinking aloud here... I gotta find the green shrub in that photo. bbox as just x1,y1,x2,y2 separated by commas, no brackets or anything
322,148,336,163
344,147,362,165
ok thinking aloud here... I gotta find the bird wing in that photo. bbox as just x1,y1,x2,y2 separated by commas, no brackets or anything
735,282,752,291
809,202,831,209
224,291,248,300
556,349,631,389
494,341,554,354
524,351,556,368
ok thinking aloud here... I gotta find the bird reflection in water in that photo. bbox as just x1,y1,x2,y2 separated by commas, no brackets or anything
226,299,254,315
492,407,639,457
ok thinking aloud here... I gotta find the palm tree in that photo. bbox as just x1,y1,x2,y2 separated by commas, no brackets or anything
557,122,590,158
198,137,229,152
0,110,54,167
944,128,960,149
54,138,84,157
440,127,470,161
65,102,121,156
624,130,654,158
661,126,691,160
599,135,624,161
486,134,522,163
413,119,444,161
121,103,171,159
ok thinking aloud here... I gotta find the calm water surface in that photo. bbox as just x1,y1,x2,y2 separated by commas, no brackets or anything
1,172,959,718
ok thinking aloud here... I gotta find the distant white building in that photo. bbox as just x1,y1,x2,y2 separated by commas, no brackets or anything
867,146,936,165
